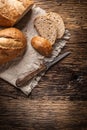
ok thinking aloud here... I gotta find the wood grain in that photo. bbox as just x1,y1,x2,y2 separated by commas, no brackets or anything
0,0,87,130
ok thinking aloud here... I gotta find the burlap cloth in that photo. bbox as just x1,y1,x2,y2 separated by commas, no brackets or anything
0,6,70,96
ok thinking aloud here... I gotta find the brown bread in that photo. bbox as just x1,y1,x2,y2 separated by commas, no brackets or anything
0,0,34,27
0,28,27,65
47,12,65,38
31,36,52,57
34,15,57,45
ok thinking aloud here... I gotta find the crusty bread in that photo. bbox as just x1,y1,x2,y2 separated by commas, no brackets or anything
31,36,52,57
34,16,57,45
47,12,65,38
0,28,27,65
0,0,34,27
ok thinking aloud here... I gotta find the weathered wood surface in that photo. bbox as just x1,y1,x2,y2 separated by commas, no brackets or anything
0,0,87,130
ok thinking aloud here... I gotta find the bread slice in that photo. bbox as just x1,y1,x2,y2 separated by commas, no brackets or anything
47,12,65,39
0,0,34,27
34,16,57,45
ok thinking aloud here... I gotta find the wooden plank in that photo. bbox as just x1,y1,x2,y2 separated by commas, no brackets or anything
0,100,87,130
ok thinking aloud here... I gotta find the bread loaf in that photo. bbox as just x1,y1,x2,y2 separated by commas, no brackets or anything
0,0,34,27
31,36,52,57
34,16,57,45
0,28,27,65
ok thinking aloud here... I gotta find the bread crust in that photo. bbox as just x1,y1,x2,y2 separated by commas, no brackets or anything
0,0,34,27
0,28,27,65
31,36,52,57
0,14,13,27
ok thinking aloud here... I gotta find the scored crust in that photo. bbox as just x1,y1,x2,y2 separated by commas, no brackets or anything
0,28,26,48
34,15,57,45
0,28,27,65
46,12,65,39
0,0,34,27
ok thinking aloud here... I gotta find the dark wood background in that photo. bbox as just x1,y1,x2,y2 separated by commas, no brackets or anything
0,0,87,130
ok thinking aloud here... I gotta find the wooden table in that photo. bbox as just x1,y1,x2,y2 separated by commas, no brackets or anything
0,0,87,130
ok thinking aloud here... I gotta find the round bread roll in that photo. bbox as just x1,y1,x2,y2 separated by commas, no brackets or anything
0,28,27,65
31,36,52,57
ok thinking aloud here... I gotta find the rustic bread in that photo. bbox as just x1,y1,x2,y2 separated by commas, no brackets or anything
34,16,57,45
0,0,34,27
0,28,27,65
31,36,52,57
47,12,65,38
